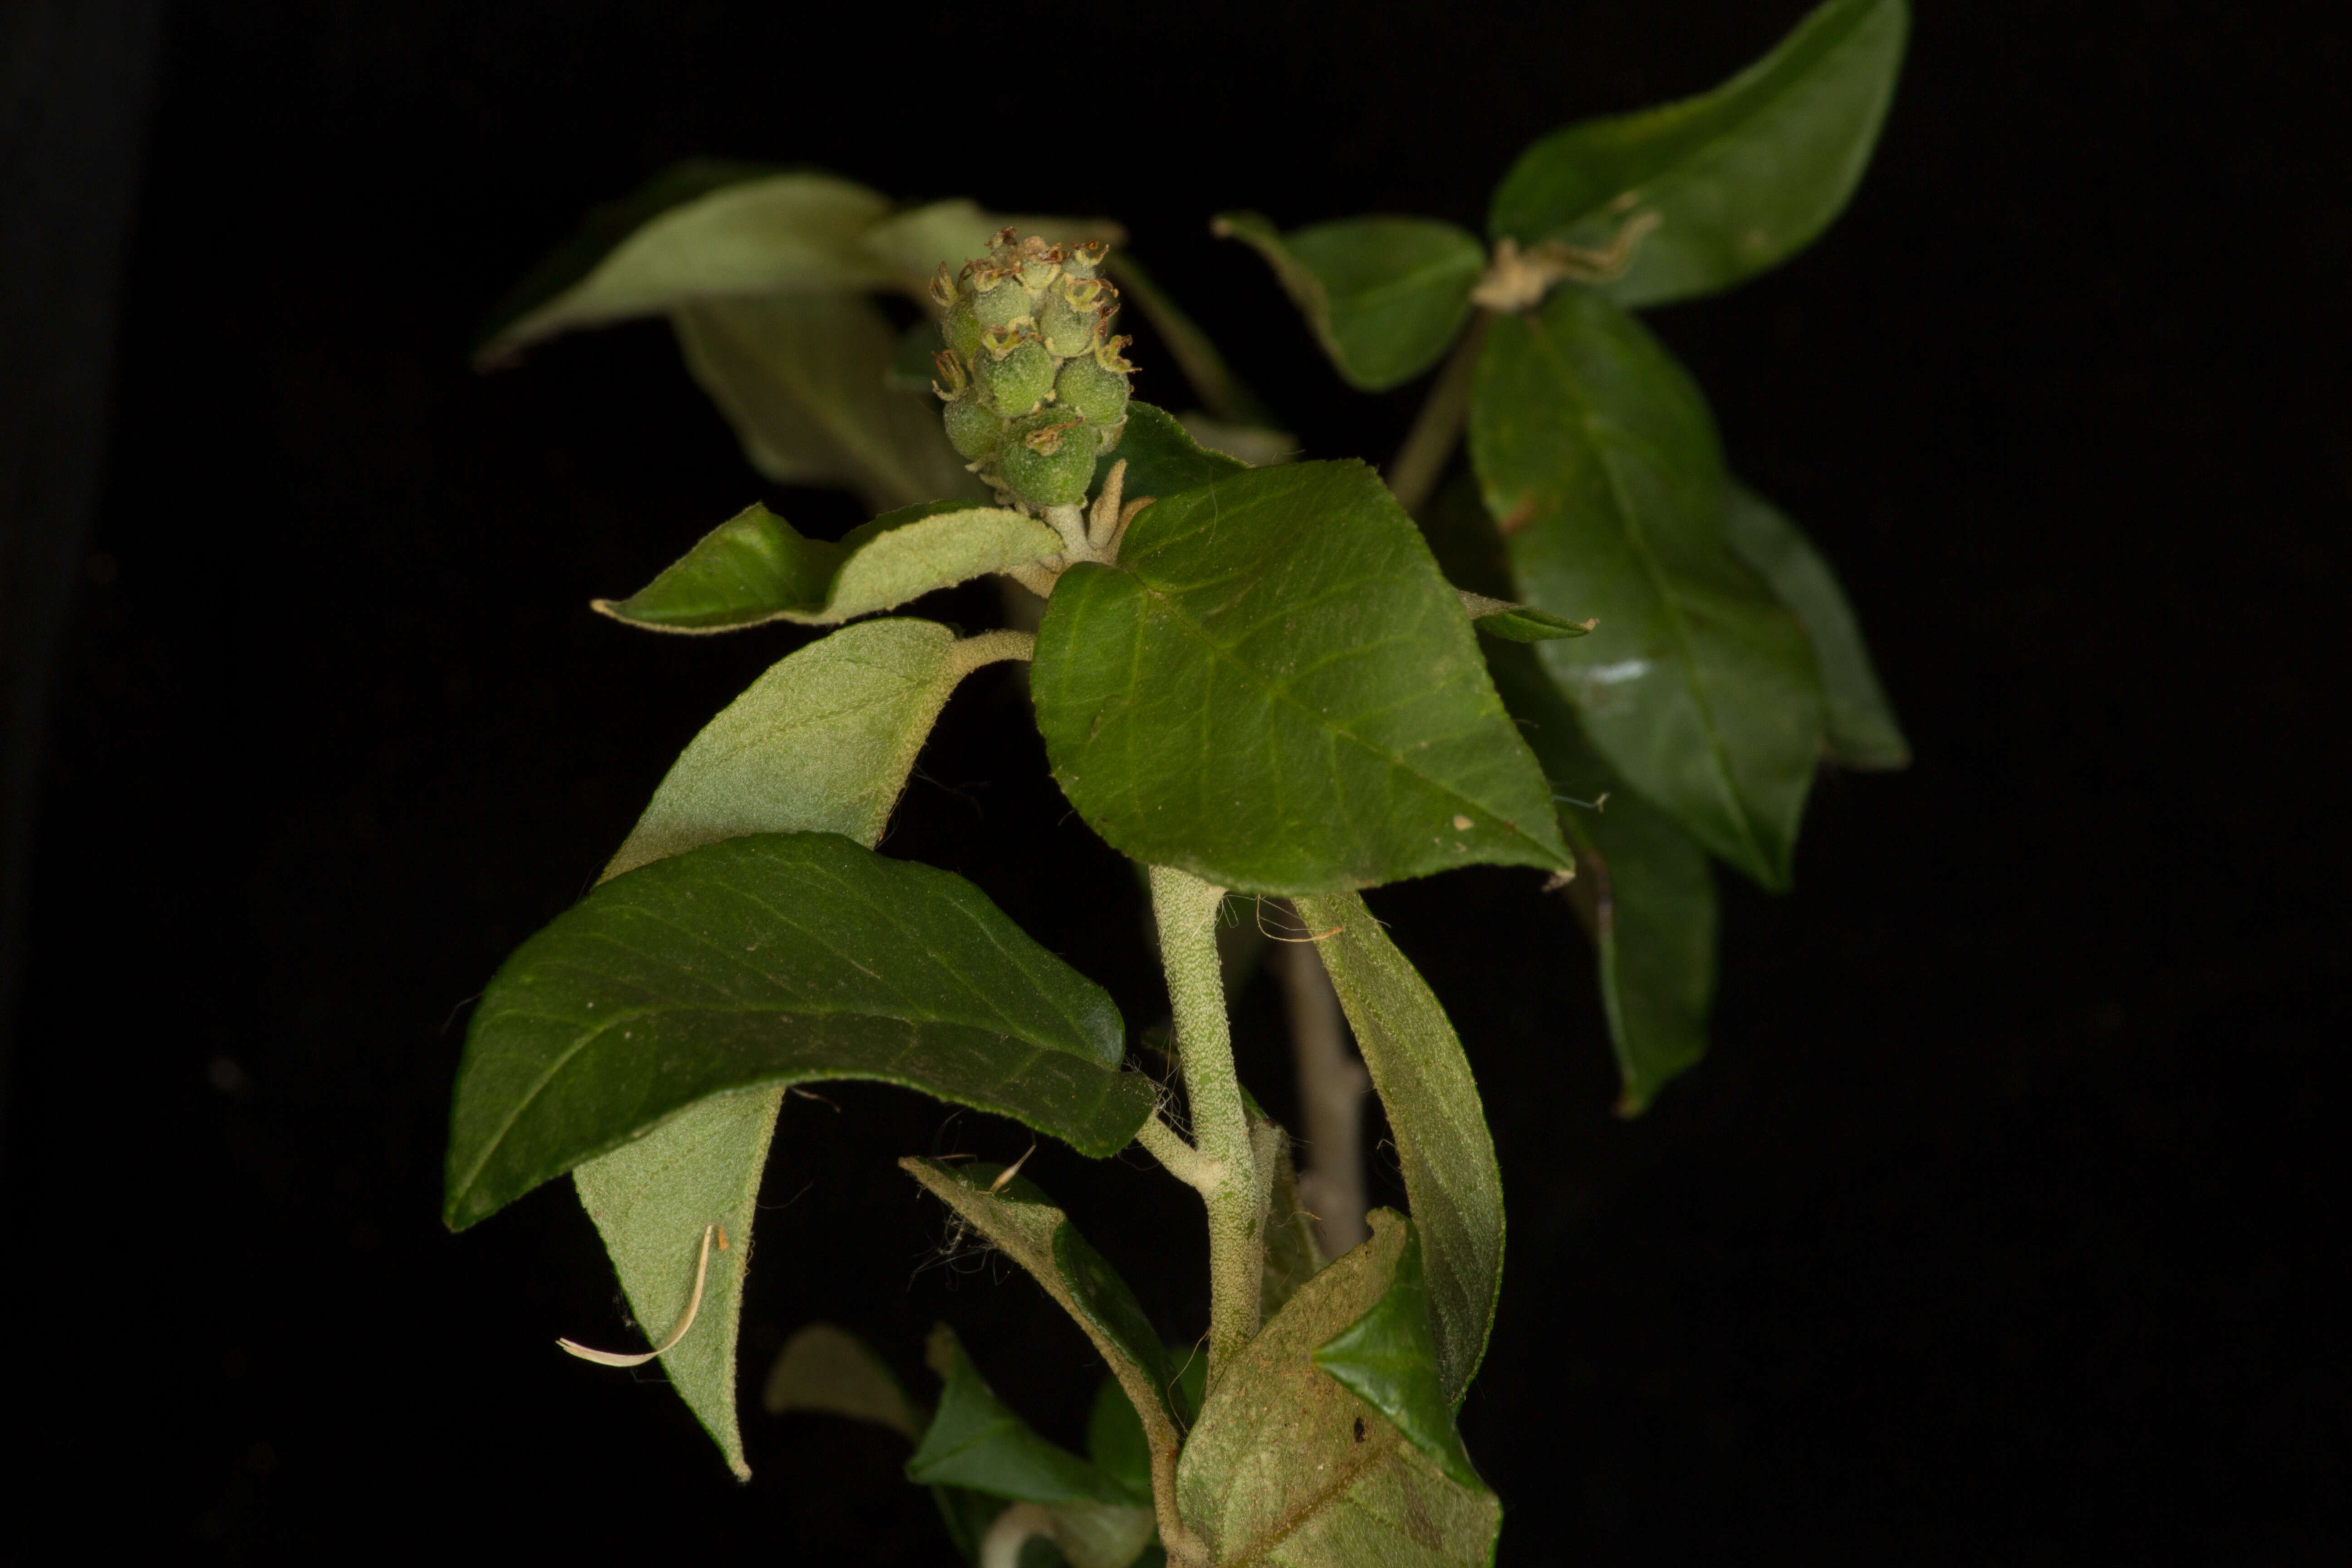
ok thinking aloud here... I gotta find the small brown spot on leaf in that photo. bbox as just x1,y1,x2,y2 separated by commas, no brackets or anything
1353,1416,1367,1443
1451,815,1473,831
1497,497,1538,536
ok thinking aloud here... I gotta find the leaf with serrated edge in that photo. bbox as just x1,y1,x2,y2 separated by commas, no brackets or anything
911,1323,1131,1504
594,500,1061,634
1489,0,1908,307
674,292,980,513
764,1323,928,1439
1215,214,1485,392
901,1158,1195,1560
480,170,895,358
1721,480,1909,769
1177,1210,1500,1567
1288,892,1501,1403
1033,461,1570,895
445,833,1148,1229
1472,287,1823,887
1089,401,1249,506
1313,1223,1480,1489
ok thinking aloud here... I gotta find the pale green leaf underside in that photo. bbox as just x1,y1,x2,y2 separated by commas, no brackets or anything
1488,0,1908,307
1721,480,1910,769
674,292,980,512
1178,1210,1500,1567
1215,212,1484,392
483,171,897,356
763,1321,927,1439
1472,287,1823,888
567,620,1019,1475
1289,893,1502,1403
1032,461,1570,896
445,832,1146,1230
594,500,1060,634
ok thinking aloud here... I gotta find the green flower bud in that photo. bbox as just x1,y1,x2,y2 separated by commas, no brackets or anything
1055,349,1129,426
943,396,1005,460
1036,286,1101,359
1000,416,1093,507
1063,240,1109,280
973,275,1032,332
975,333,1055,416
942,295,982,360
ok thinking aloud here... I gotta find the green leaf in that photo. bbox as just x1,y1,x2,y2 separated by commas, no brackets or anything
1213,213,1485,392
1251,1110,1326,1320
1471,286,1823,887
569,1087,777,1480
1088,1377,1156,1504
763,1322,929,1439
1721,480,1909,769
1287,893,1501,1402
859,199,1125,289
1089,402,1248,507
592,500,1062,634
564,621,1025,1475
479,168,896,359
1312,1224,1479,1489
1032,461,1571,895
1176,1210,1500,1566
911,1324,1131,1505
1489,0,1908,307
673,292,980,512
1456,591,1595,644
1422,473,1720,1112
901,1160,1185,1439
444,832,1150,1229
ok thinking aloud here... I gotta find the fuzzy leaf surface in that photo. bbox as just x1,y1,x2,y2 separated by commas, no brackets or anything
594,500,1060,633
1176,1210,1500,1567
1251,1111,1326,1321
1472,287,1823,887
1091,402,1249,507
479,168,894,357
445,833,1147,1229
1288,892,1501,1402
1721,480,1909,769
1215,213,1484,391
1312,1225,1479,1489
674,292,978,511
1032,461,1570,895
1489,0,1908,306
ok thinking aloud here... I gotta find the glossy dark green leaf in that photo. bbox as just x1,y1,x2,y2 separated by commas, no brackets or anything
1722,480,1910,769
593,500,1061,634
444,833,1149,1229
478,168,896,360
673,292,980,511
1489,0,1908,307
910,1324,1130,1504
1472,286,1823,887
1214,213,1485,391
1088,402,1247,507
1176,1210,1500,1566
1032,461,1570,895
1424,475,1720,1112
1288,892,1501,1402
1312,1224,1479,1489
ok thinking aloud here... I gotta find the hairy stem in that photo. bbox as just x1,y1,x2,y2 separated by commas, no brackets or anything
1385,311,1491,518
1274,937,1370,1257
1149,865,1265,1376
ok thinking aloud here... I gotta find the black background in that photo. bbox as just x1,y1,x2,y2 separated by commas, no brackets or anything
6,1,2348,1560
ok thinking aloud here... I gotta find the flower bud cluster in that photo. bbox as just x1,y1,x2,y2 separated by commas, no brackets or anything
931,229,1134,512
